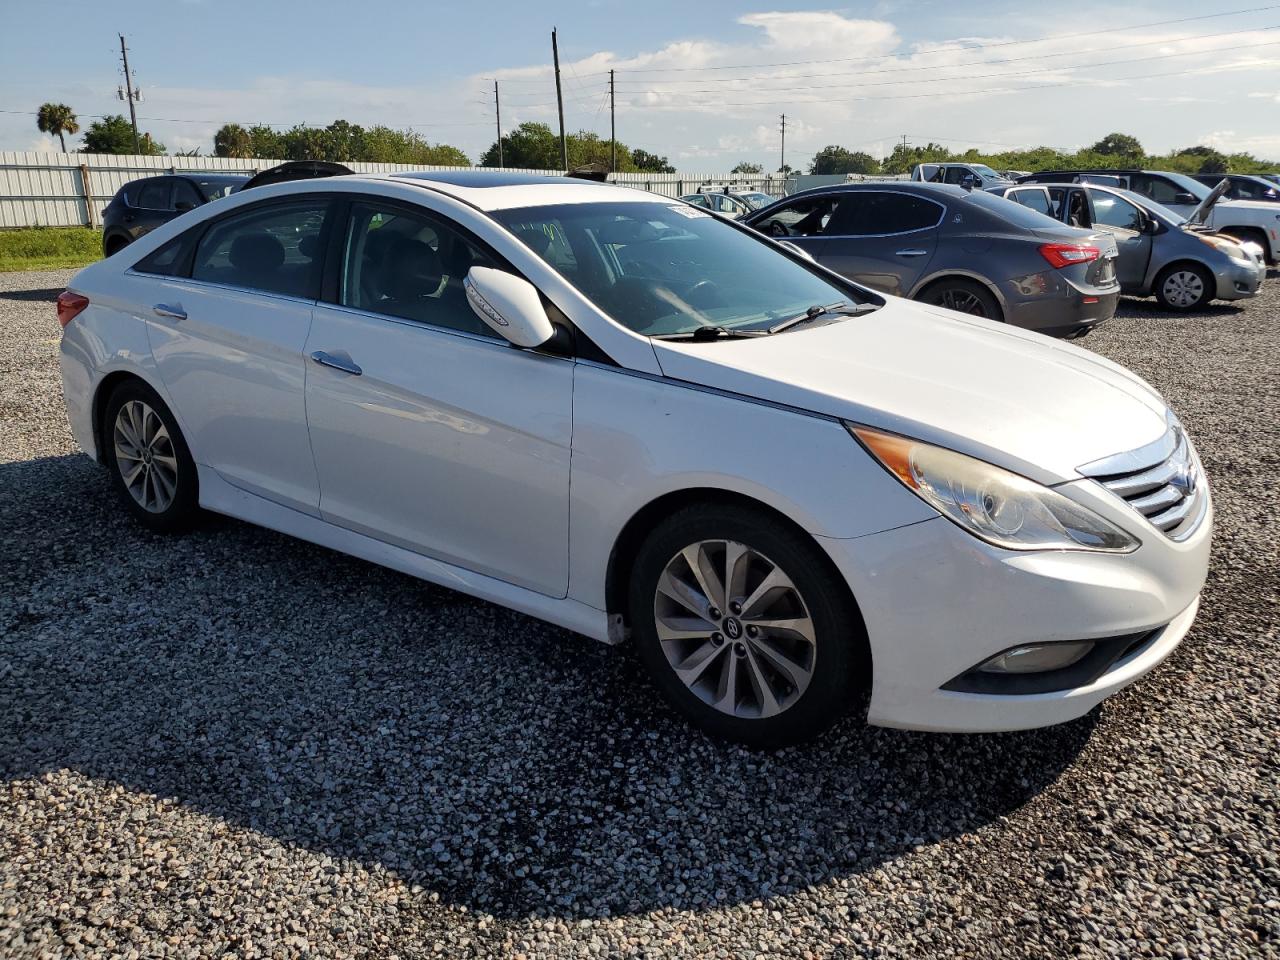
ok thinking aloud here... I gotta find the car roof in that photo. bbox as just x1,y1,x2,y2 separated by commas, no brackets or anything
782,181,971,199
182,173,250,182
378,171,667,211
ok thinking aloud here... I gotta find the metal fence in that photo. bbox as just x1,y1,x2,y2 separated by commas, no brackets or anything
0,151,809,229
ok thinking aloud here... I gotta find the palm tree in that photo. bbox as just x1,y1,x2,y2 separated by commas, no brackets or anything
37,103,80,152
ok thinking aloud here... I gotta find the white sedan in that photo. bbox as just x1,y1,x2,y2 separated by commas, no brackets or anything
57,171,1211,746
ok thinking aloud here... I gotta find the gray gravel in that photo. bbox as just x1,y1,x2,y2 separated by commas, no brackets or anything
1,266,1277,959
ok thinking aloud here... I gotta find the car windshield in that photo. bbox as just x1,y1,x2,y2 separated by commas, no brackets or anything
970,164,1002,179
1157,172,1211,200
1118,188,1185,226
493,201,869,337
193,179,242,201
737,192,775,209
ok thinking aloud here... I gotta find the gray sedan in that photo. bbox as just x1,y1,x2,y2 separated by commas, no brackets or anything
742,183,1120,338
993,182,1266,311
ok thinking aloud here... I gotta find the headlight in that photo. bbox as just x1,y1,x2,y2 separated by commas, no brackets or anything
849,425,1140,553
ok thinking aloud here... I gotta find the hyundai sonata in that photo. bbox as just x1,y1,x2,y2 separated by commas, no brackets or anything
58,171,1211,746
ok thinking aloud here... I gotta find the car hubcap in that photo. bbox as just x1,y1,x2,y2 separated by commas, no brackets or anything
653,539,816,719
1163,271,1204,308
938,289,986,316
113,400,178,513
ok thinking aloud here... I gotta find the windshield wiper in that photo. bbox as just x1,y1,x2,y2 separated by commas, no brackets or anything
767,301,877,334
652,326,770,341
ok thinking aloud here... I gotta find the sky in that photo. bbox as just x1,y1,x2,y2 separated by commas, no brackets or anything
2,0,1279,169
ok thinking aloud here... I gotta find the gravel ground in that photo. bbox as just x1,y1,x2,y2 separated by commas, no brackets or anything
1,268,1277,959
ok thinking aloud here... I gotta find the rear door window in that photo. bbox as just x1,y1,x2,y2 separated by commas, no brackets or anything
192,200,329,299
827,192,943,235
135,179,172,211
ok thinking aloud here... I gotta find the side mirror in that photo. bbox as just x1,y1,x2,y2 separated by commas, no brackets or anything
1173,192,1197,204
173,200,195,213
464,266,555,348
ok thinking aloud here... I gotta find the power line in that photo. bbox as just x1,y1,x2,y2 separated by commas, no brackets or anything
611,23,1280,86
604,4,1280,75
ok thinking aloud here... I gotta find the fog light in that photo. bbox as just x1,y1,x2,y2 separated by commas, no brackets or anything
977,641,1095,674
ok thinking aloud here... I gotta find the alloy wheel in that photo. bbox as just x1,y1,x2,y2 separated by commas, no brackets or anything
653,539,817,719
113,399,179,513
938,288,986,315
1162,270,1205,309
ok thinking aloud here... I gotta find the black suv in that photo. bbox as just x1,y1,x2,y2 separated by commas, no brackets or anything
102,174,248,256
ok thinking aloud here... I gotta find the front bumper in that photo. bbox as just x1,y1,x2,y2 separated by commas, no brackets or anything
817,487,1211,733
1213,257,1265,301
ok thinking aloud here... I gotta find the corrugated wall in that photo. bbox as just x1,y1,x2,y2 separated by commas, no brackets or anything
0,152,805,229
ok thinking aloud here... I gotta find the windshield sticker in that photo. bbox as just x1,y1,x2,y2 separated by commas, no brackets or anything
670,205,711,218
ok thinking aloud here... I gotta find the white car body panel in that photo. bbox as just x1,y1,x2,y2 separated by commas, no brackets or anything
58,172,1212,735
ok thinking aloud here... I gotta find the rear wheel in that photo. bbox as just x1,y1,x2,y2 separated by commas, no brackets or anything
918,278,1002,321
629,503,866,747
1154,262,1212,311
102,380,200,533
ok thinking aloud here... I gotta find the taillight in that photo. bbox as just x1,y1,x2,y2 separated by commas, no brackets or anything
1039,243,1100,269
56,290,90,328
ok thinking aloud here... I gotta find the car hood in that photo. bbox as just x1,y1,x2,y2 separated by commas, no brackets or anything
1187,179,1232,226
650,299,1168,485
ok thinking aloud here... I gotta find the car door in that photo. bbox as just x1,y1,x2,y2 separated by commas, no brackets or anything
748,194,837,260
1005,187,1056,219
303,199,574,597
1086,189,1151,292
143,196,331,513
130,177,174,240
814,190,942,296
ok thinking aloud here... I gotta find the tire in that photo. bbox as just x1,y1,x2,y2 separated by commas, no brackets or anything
628,503,866,748
102,379,200,533
1153,262,1213,311
103,234,130,257
918,278,1003,321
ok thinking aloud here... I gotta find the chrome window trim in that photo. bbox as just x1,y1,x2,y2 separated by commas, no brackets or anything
123,271,321,308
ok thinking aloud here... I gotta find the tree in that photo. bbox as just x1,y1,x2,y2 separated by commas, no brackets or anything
1176,145,1215,157
81,114,164,155
323,119,366,162
36,102,79,152
247,125,284,159
731,161,763,174
631,148,674,173
809,145,879,175
1090,132,1143,157
777,163,795,175
213,123,253,158
480,122,562,169
1198,153,1230,175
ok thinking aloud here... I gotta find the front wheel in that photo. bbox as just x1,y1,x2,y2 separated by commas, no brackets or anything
628,504,866,747
1154,263,1212,311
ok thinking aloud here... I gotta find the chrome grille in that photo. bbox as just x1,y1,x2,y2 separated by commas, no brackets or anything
1079,423,1207,541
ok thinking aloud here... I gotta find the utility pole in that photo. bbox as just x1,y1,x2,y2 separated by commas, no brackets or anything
494,80,503,168
609,69,616,174
118,34,141,154
552,27,568,169
779,113,786,172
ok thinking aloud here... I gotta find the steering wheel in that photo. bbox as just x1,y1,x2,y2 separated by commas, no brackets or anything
685,279,722,307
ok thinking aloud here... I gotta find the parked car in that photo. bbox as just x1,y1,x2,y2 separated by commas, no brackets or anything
679,192,752,218
911,163,1011,190
992,182,1265,310
696,184,778,210
742,182,1120,338
1000,169,1031,181
101,173,248,256
1190,173,1280,203
57,170,1211,746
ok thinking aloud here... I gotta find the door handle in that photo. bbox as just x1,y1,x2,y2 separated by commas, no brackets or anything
310,350,362,376
895,248,929,257
152,303,186,320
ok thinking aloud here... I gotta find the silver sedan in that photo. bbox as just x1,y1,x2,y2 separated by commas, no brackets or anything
993,182,1266,310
